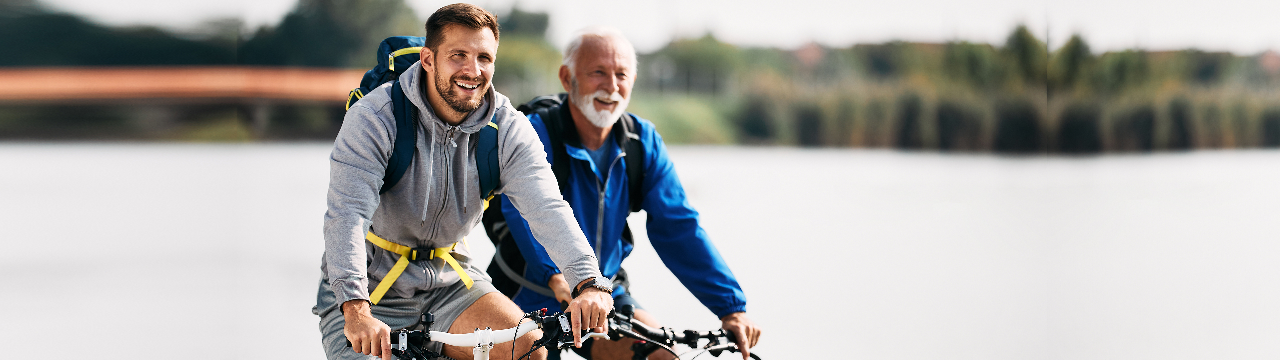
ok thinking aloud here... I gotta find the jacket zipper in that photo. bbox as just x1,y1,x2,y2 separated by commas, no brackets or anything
595,149,625,261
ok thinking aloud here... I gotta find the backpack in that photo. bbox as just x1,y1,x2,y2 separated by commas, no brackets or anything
346,36,501,204
481,94,647,300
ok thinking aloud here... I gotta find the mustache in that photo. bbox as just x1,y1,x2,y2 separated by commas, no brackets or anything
451,73,487,87
589,90,624,102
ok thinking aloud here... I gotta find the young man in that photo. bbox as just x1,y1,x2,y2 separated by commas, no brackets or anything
483,27,762,360
315,4,613,359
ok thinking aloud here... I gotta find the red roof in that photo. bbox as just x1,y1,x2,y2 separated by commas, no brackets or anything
0,67,366,101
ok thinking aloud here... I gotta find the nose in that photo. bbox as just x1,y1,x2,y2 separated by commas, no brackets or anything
601,73,618,94
461,57,482,79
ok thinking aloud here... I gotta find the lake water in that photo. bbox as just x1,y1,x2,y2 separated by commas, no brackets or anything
1,143,1278,359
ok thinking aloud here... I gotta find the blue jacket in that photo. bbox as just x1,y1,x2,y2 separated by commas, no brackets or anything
498,112,747,318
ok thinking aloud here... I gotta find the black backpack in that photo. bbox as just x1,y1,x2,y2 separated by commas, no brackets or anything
346,36,501,205
482,94,646,299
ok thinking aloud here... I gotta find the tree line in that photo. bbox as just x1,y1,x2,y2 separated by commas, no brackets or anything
2,0,1277,149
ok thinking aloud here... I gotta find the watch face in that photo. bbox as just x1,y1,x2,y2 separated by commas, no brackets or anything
596,278,614,291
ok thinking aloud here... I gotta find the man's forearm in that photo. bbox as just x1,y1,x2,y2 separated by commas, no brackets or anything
547,274,573,305
343,299,370,316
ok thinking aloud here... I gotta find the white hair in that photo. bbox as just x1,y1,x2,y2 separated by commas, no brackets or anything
563,26,637,73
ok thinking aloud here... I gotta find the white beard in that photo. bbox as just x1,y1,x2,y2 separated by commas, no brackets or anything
574,89,629,129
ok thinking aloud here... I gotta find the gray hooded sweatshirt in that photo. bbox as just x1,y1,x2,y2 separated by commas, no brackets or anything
323,63,602,304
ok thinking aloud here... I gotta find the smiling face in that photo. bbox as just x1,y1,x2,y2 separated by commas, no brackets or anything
421,24,497,124
561,35,636,129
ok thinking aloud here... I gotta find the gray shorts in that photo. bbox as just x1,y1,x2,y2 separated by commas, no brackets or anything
314,277,500,359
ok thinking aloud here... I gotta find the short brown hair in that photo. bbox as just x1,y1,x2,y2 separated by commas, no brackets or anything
424,3,501,51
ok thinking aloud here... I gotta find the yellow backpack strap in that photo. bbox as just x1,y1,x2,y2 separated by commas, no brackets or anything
388,47,423,72
365,232,474,305
365,232,414,304
346,88,364,111
432,244,473,290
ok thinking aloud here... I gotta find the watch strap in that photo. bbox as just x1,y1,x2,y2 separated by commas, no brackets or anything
571,277,613,298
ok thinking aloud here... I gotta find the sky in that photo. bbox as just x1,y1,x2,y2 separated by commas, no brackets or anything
35,0,1280,54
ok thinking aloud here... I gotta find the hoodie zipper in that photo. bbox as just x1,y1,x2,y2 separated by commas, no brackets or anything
426,125,459,240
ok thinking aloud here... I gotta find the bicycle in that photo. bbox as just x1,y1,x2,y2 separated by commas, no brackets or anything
346,305,761,360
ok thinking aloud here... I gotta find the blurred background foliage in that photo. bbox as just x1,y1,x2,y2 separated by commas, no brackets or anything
2,0,1278,152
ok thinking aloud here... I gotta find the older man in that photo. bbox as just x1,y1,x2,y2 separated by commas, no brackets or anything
482,27,762,360
316,5,613,360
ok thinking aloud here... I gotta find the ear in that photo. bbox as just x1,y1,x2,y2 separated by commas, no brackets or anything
558,65,572,93
420,46,434,73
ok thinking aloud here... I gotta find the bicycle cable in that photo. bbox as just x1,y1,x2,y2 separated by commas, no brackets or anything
617,326,680,358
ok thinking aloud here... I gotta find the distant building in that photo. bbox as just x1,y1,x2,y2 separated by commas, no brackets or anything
1259,50,1280,76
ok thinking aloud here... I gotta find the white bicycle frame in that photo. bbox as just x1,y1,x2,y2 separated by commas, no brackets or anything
414,317,608,360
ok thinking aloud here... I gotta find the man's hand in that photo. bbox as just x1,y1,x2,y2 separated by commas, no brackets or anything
720,312,761,360
547,274,574,309
343,300,392,359
563,280,613,348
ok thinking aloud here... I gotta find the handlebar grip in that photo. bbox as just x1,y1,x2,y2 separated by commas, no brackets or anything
624,318,665,339
722,329,738,342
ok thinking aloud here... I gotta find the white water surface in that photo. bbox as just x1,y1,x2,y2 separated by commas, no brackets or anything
1,143,1279,359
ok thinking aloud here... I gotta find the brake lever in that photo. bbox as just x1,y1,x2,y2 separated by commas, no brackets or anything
555,330,612,348
706,342,763,360
543,311,614,348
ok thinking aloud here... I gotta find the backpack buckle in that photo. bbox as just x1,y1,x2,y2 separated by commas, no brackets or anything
410,247,439,261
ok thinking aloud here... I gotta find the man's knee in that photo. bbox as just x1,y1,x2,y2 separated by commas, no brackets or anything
443,328,546,360
454,292,525,328
508,329,548,360
448,292,548,359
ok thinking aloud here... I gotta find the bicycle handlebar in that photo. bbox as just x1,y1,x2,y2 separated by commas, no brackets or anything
428,320,541,348
343,306,760,360
341,312,540,347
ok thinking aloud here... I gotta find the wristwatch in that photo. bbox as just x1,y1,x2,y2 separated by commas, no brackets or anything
571,277,614,298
